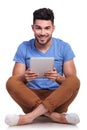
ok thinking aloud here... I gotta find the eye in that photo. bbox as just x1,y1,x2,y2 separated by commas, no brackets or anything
35,25,41,30
45,26,51,30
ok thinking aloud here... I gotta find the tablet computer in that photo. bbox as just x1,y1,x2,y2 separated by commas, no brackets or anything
30,57,54,77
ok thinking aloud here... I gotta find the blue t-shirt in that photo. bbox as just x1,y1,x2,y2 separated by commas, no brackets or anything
13,37,75,90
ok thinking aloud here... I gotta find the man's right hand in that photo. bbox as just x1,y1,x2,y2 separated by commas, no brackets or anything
24,69,39,82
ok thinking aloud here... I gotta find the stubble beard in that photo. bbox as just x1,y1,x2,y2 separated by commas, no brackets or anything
35,36,52,46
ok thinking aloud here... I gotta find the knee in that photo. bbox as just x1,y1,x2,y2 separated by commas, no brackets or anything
6,76,14,92
6,76,19,92
72,75,80,91
62,75,80,91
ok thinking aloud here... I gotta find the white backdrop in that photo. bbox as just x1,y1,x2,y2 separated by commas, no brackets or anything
0,0,87,129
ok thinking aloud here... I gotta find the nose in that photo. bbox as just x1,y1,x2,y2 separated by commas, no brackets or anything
41,29,45,35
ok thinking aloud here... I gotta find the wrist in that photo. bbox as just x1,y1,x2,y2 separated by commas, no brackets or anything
20,74,28,83
56,74,65,84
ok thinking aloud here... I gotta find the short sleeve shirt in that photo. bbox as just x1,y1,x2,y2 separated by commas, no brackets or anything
13,37,75,90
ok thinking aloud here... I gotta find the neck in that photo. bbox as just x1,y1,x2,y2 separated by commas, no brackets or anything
34,39,52,53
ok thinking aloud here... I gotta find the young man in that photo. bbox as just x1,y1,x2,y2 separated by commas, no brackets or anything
5,8,80,126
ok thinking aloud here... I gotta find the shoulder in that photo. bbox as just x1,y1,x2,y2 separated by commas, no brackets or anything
18,38,34,48
52,37,72,51
52,37,75,59
52,37,70,46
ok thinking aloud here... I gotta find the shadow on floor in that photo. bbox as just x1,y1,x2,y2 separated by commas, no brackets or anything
6,116,79,130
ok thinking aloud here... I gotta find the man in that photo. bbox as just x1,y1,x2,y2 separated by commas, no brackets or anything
5,8,80,126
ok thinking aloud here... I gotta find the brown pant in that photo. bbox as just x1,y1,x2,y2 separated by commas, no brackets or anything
6,75,80,114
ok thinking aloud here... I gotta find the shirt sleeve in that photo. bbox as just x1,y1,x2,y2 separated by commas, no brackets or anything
13,42,26,64
63,43,75,62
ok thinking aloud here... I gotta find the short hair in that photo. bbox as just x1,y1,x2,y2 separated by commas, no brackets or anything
33,8,54,25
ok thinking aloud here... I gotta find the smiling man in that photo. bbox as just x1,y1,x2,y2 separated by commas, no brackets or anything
5,8,80,126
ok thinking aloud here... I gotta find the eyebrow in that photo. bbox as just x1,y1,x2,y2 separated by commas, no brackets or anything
34,25,51,28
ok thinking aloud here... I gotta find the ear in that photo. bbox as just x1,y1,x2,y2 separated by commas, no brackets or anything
31,25,34,30
52,25,55,32
53,25,55,31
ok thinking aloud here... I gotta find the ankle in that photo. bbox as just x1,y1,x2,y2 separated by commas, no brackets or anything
18,114,33,125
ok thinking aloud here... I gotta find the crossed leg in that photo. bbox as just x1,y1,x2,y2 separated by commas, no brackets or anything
5,75,80,126
5,104,69,126
5,103,80,126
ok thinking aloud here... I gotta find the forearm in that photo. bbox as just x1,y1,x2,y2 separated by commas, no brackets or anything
20,74,28,83
12,74,28,84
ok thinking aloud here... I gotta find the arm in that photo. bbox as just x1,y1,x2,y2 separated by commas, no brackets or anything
12,62,26,76
63,59,76,77
12,62,27,82
44,59,76,84
56,59,76,83
12,62,39,83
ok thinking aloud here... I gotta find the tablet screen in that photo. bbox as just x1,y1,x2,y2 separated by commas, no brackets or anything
30,57,54,77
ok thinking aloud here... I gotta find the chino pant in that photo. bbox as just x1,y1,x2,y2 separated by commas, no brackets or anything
6,75,80,114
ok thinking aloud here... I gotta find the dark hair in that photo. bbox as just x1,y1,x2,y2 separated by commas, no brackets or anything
33,8,54,25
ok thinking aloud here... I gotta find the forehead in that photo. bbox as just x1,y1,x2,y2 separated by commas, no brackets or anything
34,20,53,27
